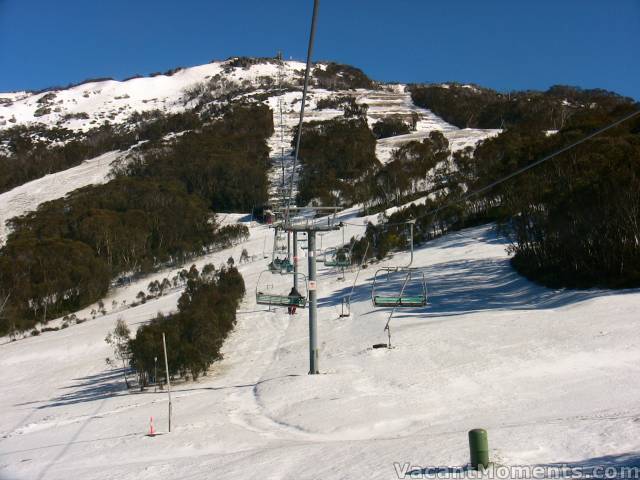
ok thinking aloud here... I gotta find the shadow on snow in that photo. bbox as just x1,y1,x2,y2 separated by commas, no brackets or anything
318,227,637,317
23,369,129,409
408,452,640,479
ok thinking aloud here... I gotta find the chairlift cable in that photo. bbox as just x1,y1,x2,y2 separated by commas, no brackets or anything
284,0,320,223
421,108,640,220
342,109,640,231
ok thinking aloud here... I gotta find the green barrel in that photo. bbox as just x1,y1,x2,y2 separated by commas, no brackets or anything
468,429,489,469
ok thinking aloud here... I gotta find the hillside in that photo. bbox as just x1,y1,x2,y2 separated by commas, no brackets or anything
1,56,639,480
0,59,306,131
0,57,499,244
1,214,639,479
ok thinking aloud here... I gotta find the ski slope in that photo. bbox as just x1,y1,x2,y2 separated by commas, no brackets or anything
265,89,346,204
1,215,639,480
1,57,498,208
365,87,500,164
1,58,498,223
264,84,499,208
0,150,122,245
0,60,307,132
1,59,636,479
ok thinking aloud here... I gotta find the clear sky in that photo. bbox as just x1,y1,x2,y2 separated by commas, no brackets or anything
0,0,638,99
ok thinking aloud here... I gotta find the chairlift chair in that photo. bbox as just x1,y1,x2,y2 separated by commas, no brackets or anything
368,221,426,308
324,246,351,268
268,257,294,274
269,226,293,274
256,271,308,308
275,229,288,253
371,268,427,307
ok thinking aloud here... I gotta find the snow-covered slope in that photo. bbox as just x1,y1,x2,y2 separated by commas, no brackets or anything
265,89,344,204
1,59,499,227
363,87,500,163
0,150,123,245
0,60,306,132
1,215,639,480
264,85,500,207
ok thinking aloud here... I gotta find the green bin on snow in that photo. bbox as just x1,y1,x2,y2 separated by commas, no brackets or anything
468,429,489,469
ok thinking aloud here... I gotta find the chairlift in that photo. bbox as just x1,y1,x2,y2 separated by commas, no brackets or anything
323,224,353,268
256,271,308,308
337,240,369,318
369,221,427,308
269,226,292,274
324,246,351,268
275,228,288,253
269,257,294,274
371,268,427,307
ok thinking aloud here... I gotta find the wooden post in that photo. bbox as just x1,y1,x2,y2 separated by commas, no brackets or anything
162,333,172,432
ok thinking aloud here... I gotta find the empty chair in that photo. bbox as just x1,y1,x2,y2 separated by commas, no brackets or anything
371,268,427,308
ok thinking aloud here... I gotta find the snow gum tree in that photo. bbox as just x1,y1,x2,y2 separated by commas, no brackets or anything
105,318,132,389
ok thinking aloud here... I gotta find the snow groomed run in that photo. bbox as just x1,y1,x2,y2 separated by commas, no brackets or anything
1,213,640,479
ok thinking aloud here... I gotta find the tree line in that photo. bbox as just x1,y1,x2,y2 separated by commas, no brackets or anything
0,110,203,194
116,103,273,212
463,105,640,287
0,103,272,336
293,116,378,207
129,264,245,384
409,83,634,130
312,63,376,90
372,114,418,139
353,92,640,289
292,110,454,216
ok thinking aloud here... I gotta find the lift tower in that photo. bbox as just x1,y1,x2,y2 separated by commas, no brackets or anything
282,0,333,374
284,209,340,374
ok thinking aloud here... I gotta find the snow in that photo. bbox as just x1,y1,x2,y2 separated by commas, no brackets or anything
0,149,123,246
1,61,498,222
0,60,306,132
264,84,499,207
1,62,636,479
265,88,345,203
1,218,639,480
364,88,500,164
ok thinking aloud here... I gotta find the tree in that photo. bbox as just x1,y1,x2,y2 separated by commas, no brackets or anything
0,104,272,335
201,263,216,281
293,117,378,206
136,291,146,304
148,280,160,297
159,278,171,296
105,318,132,388
0,292,14,340
372,116,411,139
128,266,245,382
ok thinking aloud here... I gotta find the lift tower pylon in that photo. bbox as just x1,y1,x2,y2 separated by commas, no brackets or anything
284,212,340,374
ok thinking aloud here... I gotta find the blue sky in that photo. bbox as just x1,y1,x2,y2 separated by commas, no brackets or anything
0,0,638,99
